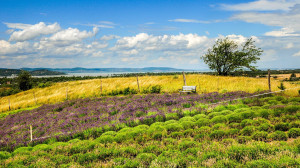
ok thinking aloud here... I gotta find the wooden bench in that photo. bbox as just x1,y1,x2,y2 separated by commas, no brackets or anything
179,86,196,94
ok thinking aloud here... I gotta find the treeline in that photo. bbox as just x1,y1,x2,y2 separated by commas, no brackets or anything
0,69,65,76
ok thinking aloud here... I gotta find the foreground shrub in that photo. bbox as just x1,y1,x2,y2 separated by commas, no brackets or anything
136,153,157,167
251,131,268,141
210,130,226,140
269,131,288,141
210,115,228,124
237,136,251,144
258,123,274,132
275,122,290,131
241,126,256,136
288,128,300,138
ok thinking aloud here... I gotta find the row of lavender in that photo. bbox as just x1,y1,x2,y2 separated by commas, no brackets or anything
0,91,253,150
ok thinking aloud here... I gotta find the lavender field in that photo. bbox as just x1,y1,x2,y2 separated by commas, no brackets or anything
0,91,252,151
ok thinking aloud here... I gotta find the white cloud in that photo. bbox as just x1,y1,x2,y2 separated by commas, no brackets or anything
0,40,32,55
265,27,300,37
47,27,98,44
292,50,300,56
168,19,210,24
285,42,294,48
5,22,61,41
100,35,120,41
221,0,300,11
231,4,300,37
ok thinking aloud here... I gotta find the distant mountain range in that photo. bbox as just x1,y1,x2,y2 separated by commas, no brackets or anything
20,67,193,73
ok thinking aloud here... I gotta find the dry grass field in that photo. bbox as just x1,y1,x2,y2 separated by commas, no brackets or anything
0,74,299,112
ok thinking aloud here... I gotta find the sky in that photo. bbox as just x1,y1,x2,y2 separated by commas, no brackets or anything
0,0,300,69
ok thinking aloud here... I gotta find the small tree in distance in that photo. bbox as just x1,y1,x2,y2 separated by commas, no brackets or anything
201,37,263,76
17,70,32,91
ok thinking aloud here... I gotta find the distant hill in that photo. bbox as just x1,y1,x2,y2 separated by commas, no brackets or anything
21,67,191,73
0,69,66,76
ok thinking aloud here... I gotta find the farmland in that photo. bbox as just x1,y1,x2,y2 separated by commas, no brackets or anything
0,74,299,112
0,94,299,167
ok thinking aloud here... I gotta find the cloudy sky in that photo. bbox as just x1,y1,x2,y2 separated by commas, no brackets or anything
0,0,300,69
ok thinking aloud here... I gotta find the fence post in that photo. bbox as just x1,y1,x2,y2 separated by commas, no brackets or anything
30,125,33,141
137,75,140,92
182,71,187,86
268,69,271,92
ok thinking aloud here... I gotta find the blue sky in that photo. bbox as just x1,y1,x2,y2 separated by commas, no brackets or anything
0,0,300,69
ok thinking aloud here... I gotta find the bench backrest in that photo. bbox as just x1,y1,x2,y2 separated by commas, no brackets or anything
182,86,196,91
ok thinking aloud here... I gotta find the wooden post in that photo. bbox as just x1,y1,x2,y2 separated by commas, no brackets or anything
30,125,33,141
8,98,11,111
136,76,140,92
268,69,271,92
182,71,187,86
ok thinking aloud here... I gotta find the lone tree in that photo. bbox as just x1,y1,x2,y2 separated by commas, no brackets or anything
201,38,263,76
17,70,32,91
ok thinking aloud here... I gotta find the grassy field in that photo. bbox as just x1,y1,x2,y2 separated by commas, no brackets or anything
0,74,299,112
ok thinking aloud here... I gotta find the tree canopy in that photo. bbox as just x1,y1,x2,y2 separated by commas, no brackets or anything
201,38,263,76
17,70,32,91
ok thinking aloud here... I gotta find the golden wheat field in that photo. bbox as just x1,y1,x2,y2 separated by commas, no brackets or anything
0,74,299,112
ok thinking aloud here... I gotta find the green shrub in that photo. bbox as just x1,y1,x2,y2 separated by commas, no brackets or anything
251,131,268,141
179,140,196,150
212,123,227,131
237,136,251,144
0,151,11,160
275,122,290,131
289,121,300,129
227,113,243,123
179,116,196,122
211,115,227,124
288,128,300,138
269,131,288,141
170,132,184,139
152,132,163,140
193,114,206,120
210,130,226,140
197,126,211,134
285,105,300,114
180,121,195,129
96,135,114,144
136,153,157,167
195,118,210,127
165,123,183,132
13,147,33,155
227,129,239,137
101,131,117,136
240,119,254,128
241,126,256,136
229,122,240,129
150,85,162,93
258,109,270,119
258,123,274,132
165,113,179,120
246,160,273,168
